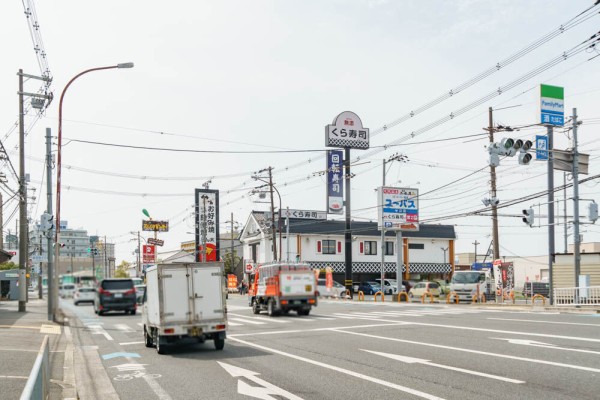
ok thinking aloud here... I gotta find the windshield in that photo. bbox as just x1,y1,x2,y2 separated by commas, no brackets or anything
451,272,483,284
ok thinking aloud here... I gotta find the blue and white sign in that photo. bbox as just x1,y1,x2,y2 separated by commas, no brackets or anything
540,84,564,126
326,150,344,214
536,135,548,160
378,187,419,231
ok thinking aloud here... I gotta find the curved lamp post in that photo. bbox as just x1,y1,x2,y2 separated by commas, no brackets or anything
53,63,133,319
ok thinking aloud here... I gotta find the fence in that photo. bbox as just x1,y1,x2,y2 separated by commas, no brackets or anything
553,286,600,306
20,335,49,400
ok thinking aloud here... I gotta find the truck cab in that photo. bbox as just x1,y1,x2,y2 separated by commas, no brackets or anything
450,270,493,301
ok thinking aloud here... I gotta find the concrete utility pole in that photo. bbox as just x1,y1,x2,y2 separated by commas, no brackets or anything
572,108,581,287
547,125,555,305
230,212,234,272
267,167,278,262
472,240,480,262
18,69,27,312
487,107,500,261
45,128,56,321
137,232,141,274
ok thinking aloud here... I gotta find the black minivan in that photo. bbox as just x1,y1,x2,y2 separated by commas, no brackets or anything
94,278,137,315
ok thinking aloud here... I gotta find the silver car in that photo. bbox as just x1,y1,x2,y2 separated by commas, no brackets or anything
317,279,348,298
73,287,95,305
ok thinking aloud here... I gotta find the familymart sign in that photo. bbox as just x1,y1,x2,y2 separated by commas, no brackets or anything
540,84,564,126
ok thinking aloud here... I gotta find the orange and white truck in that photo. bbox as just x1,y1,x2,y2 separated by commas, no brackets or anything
248,262,317,316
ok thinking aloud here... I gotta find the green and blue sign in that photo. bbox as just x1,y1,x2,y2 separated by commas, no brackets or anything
540,84,564,126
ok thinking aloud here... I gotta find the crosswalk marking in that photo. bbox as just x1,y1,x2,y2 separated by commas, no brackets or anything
115,324,135,333
229,317,267,325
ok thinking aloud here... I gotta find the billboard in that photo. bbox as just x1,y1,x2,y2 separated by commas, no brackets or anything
195,189,220,262
377,187,419,231
326,150,344,214
325,111,370,149
142,220,169,232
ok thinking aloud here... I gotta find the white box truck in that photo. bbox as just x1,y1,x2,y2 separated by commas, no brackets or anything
142,262,227,354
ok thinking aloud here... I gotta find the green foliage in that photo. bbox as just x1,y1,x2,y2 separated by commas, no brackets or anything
114,260,131,278
0,261,18,271
223,252,241,275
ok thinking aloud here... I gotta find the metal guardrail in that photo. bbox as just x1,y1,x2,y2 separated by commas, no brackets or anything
554,286,600,306
20,335,49,400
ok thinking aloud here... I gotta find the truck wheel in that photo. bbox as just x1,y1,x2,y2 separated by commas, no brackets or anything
144,326,153,348
298,308,310,316
214,338,225,350
267,299,277,317
156,335,167,355
252,299,260,314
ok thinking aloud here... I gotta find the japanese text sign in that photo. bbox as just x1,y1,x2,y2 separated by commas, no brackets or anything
540,84,564,126
142,245,156,263
195,189,220,262
325,111,369,149
142,220,169,232
377,187,419,231
327,150,344,214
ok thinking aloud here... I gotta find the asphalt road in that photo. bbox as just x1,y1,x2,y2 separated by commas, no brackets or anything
61,296,600,400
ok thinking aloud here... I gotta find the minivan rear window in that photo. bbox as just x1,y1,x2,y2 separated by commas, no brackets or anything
101,280,133,290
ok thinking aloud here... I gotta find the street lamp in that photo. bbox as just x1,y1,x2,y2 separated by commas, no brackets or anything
54,63,133,319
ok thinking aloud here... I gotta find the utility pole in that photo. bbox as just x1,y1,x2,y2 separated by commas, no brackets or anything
230,212,234,273
487,107,500,261
472,240,480,262
0,192,3,249
18,69,27,312
563,172,568,253
572,108,581,287
45,128,56,321
137,231,141,275
267,167,277,261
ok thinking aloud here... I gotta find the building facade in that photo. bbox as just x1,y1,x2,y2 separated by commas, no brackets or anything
239,211,456,282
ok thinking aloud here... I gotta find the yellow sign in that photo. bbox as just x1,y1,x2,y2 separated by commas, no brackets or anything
142,220,169,232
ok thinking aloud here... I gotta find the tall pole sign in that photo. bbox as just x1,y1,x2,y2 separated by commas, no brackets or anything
325,111,369,297
326,150,344,214
540,84,564,126
195,189,220,262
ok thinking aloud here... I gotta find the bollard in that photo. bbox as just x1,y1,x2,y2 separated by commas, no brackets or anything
446,291,459,304
532,294,546,306
373,291,384,302
357,291,365,301
396,292,409,302
421,292,435,304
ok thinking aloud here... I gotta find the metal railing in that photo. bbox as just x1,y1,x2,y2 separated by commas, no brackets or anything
20,335,49,400
554,286,600,306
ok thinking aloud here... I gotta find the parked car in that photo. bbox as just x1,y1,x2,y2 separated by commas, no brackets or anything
522,281,550,298
433,279,450,295
135,284,146,304
375,279,405,295
73,287,95,305
357,281,382,295
409,281,441,298
94,278,137,316
60,284,76,299
317,279,347,297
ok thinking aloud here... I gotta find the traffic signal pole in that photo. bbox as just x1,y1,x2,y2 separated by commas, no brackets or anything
488,107,500,263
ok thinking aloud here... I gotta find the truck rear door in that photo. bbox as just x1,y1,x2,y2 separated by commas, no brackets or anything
191,265,225,321
280,272,315,297
160,266,191,324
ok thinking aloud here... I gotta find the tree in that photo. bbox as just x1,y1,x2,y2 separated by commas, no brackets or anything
114,260,131,278
223,252,241,275
0,261,18,271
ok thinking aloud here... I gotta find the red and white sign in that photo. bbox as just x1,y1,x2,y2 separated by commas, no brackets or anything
142,245,156,263
245,264,254,274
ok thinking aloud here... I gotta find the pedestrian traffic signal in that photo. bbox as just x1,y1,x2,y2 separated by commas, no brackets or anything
588,202,598,223
40,213,54,231
522,208,535,227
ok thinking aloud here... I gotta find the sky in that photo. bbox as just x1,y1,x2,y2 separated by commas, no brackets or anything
1,0,599,265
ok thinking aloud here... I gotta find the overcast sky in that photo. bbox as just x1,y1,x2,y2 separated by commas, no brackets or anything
1,0,599,265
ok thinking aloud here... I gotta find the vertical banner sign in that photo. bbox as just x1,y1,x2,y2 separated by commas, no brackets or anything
142,245,156,263
195,189,220,262
327,150,344,214
540,84,564,126
535,135,548,161
378,187,419,231
325,266,333,289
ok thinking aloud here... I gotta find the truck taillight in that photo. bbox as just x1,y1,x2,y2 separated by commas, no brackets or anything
308,299,315,304
216,324,226,330
164,328,175,334
281,300,288,305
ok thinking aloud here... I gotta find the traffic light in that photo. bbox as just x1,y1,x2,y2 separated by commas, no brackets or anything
588,202,598,223
40,213,54,231
518,140,533,165
522,208,535,227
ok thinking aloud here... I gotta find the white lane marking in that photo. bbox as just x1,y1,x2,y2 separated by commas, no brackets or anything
332,313,401,323
218,362,304,400
491,337,600,356
229,322,409,338
228,337,444,400
40,324,61,334
333,329,600,374
86,324,113,341
119,341,144,346
137,323,144,328
362,350,524,384
401,320,600,343
488,317,600,327
228,321,243,326
115,324,135,333
0,375,28,379
228,317,266,325
228,314,290,324
305,315,337,320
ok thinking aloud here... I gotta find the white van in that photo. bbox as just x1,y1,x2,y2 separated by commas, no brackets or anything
375,279,405,295
60,284,76,298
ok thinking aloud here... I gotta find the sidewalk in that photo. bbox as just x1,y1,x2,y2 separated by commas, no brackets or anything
0,294,75,399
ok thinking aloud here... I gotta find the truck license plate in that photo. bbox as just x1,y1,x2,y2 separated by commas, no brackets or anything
305,285,312,291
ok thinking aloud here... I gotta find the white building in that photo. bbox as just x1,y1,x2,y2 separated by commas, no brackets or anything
239,211,456,282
